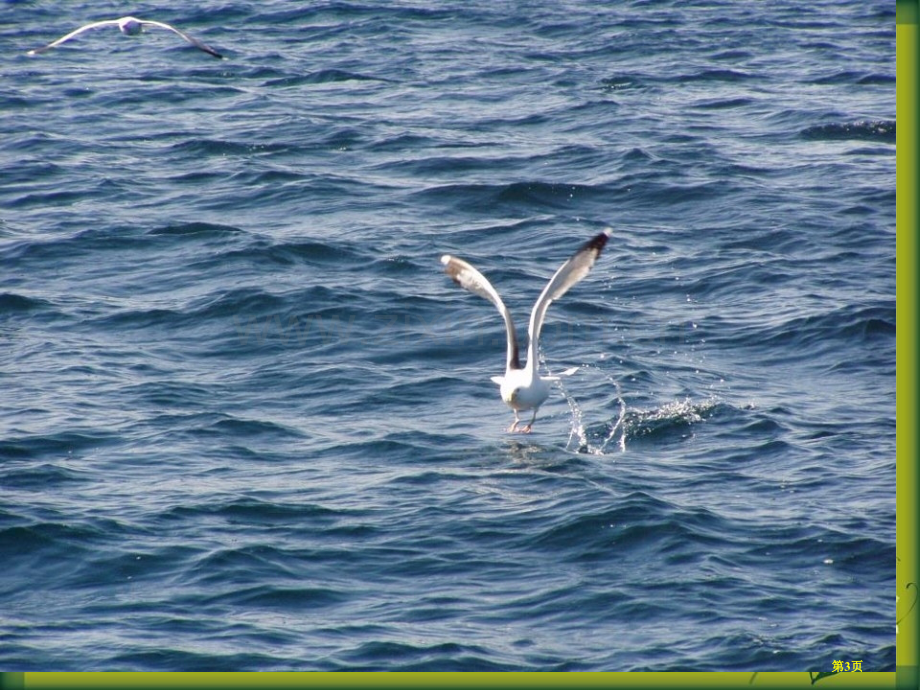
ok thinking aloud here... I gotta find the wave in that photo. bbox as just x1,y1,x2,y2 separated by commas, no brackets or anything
800,120,895,143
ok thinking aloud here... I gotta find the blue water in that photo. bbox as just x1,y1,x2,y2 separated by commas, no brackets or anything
1,0,895,672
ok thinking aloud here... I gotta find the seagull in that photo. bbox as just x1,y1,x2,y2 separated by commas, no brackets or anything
27,16,224,59
441,229,611,433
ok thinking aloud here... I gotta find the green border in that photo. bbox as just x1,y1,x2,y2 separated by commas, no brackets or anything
0,4,908,690
897,6,920,690
0,672,898,689
899,0,919,26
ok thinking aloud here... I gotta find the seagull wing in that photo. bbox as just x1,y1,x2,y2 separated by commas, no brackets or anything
526,229,611,367
140,20,224,58
441,255,521,372
27,19,120,54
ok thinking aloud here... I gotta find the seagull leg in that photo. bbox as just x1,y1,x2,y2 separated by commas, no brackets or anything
507,410,520,433
519,409,539,434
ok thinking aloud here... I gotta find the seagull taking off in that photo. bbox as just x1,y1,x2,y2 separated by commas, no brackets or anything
27,16,224,59
441,229,611,433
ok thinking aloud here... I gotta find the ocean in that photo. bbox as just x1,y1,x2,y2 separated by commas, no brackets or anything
0,0,895,672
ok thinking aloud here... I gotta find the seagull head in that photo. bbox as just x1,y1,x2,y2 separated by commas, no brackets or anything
118,17,144,35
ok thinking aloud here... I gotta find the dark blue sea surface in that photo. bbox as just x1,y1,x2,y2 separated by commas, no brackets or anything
0,0,894,672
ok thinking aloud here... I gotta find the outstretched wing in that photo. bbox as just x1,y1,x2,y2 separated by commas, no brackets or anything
527,229,611,362
441,255,521,371
141,20,224,58
27,20,119,55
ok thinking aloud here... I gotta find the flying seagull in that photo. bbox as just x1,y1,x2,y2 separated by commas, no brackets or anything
27,16,224,59
441,229,611,433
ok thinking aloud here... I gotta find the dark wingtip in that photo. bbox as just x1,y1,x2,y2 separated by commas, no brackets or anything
583,228,611,255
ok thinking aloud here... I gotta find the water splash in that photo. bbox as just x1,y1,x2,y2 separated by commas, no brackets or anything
542,358,627,455
543,357,720,455
618,397,721,447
